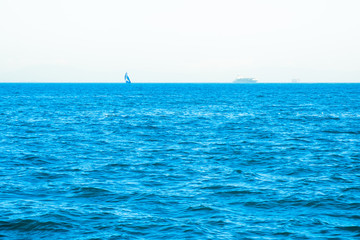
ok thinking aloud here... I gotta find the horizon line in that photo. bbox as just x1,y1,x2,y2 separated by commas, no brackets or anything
1,82,360,84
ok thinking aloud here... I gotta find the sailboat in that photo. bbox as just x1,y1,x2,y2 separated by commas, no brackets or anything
124,72,131,84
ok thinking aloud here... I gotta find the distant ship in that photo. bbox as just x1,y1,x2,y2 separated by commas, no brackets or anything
124,72,131,84
233,77,257,83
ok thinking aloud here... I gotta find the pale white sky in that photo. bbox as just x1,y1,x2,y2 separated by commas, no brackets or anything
1,0,359,82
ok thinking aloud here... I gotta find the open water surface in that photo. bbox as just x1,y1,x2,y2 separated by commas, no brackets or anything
0,83,360,239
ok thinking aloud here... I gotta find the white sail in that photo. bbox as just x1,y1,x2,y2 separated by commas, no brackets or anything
124,72,131,83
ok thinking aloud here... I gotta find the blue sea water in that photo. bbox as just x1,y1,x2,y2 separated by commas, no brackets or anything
0,83,359,239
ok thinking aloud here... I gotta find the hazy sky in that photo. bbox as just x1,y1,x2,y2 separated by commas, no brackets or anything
1,0,359,83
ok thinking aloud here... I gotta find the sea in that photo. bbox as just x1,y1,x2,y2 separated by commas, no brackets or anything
0,83,359,239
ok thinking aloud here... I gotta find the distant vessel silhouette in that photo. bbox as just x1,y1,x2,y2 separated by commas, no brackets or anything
124,72,131,84
233,76,257,83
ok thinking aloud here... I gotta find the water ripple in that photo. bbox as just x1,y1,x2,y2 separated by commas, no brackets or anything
1,83,360,239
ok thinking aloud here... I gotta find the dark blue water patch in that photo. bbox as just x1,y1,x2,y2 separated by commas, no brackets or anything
0,83,360,239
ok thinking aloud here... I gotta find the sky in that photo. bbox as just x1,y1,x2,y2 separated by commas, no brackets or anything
1,0,360,83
